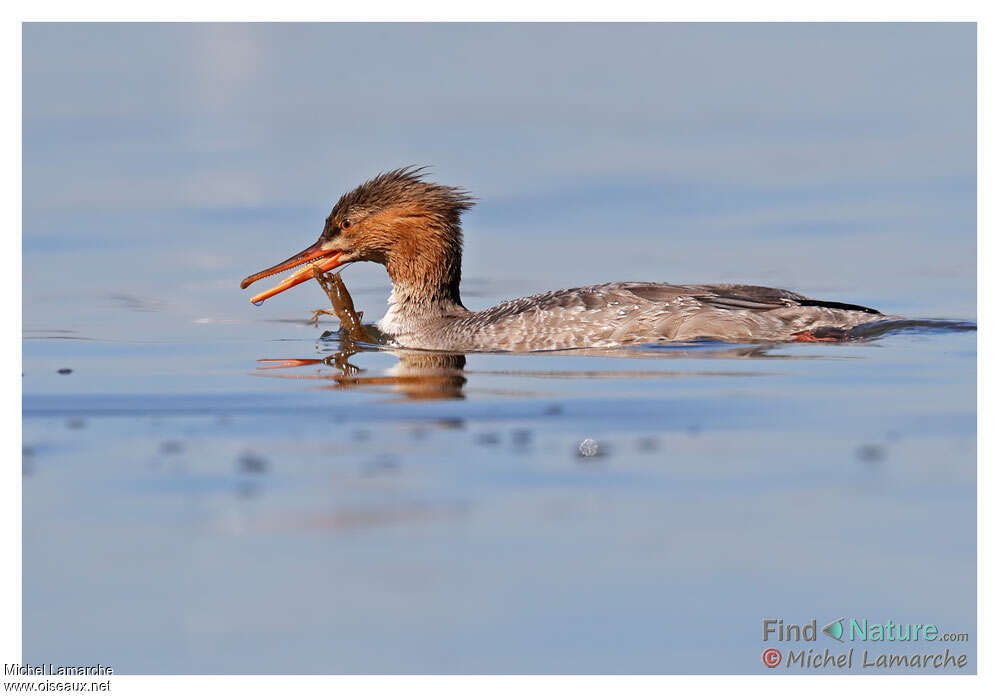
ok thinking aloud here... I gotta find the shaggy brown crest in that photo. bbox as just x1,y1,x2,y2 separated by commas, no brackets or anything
328,166,475,228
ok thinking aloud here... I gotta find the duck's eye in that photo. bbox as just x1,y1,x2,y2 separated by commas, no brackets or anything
341,219,352,230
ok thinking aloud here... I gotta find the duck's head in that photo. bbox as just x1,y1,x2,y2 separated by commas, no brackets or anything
240,167,475,305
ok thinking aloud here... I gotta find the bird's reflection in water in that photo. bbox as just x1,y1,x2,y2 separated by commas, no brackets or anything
252,337,820,402
257,343,468,401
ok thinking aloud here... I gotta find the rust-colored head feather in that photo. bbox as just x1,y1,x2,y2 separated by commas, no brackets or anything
323,167,476,312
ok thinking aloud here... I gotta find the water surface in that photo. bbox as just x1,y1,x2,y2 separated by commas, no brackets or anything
22,23,976,674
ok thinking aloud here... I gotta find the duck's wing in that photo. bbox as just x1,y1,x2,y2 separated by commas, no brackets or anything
620,283,881,315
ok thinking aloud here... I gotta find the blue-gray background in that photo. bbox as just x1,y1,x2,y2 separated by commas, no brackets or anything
22,23,976,673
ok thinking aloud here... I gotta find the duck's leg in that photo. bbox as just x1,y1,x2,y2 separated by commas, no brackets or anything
792,328,851,342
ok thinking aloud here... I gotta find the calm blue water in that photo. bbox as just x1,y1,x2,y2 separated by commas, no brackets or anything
22,23,976,674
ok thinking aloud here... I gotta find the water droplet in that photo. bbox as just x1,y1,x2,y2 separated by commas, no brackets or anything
252,300,264,306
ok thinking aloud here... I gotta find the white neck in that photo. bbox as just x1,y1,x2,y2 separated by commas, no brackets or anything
377,280,469,336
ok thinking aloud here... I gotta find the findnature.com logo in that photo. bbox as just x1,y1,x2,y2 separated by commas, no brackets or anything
761,618,970,670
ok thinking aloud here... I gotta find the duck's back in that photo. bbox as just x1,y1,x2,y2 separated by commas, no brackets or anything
399,282,884,352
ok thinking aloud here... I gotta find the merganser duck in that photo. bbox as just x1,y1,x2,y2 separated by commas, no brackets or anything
240,167,884,351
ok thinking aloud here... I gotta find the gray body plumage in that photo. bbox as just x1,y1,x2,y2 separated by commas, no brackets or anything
379,281,885,352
